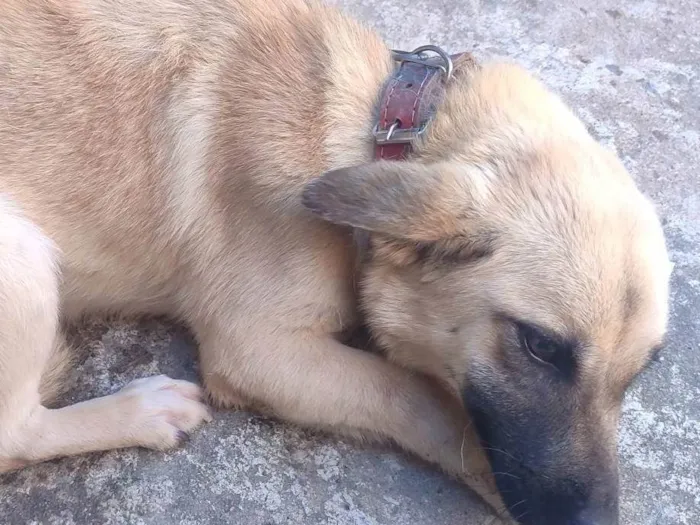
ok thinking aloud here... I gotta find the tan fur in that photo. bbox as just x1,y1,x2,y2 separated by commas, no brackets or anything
0,1,670,523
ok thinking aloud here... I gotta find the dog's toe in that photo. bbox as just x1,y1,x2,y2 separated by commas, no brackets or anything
117,375,213,450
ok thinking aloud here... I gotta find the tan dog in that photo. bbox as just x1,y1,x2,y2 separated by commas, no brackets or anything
0,1,671,524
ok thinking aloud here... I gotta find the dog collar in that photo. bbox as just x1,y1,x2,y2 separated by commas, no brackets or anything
373,46,468,161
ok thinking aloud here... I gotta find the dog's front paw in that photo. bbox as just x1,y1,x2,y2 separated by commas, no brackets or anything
117,375,213,450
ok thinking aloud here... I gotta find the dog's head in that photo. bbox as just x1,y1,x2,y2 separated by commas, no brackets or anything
303,62,671,524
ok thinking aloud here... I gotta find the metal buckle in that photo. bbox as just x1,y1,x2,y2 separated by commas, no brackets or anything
373,120,426,145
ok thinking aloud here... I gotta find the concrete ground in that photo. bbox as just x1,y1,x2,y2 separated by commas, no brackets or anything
1,0,699,524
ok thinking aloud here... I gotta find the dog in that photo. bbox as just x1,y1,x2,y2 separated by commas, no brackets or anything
0,1,672,524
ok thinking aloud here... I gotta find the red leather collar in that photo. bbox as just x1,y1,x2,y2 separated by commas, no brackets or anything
374,46,467,161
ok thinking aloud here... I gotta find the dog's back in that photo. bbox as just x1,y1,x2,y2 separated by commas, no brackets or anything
1,0,202,313
0,0,380,317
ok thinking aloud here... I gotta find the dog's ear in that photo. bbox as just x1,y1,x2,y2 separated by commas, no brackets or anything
302,161,493,242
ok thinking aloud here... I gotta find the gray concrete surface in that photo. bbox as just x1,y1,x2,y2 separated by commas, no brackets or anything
1,0,699,524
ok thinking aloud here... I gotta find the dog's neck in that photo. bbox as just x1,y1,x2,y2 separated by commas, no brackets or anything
337,47,477,348
372,47,468,161
352,47,475,266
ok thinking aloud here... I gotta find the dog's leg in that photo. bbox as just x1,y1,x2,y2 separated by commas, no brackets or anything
0,201,211,473
199,326,511,521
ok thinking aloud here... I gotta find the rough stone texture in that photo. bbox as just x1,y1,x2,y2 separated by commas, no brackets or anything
1,0,698,524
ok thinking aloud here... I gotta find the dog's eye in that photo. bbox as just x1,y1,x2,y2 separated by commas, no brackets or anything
518,324,561,365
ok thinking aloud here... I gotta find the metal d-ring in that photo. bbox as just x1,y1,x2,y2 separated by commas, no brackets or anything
411,45,454,80
390,45,454,81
